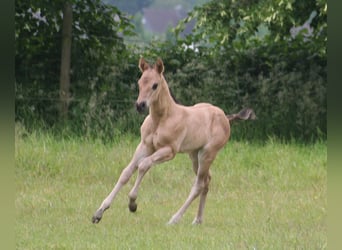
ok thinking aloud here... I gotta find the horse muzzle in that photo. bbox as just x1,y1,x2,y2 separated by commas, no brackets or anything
135,101,147,114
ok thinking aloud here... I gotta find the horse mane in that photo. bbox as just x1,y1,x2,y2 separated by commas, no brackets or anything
169,87,180,104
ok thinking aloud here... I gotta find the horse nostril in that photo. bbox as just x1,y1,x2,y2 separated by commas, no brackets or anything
135,101,146,113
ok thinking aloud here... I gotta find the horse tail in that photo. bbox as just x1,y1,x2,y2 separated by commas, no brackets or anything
226,108,256,122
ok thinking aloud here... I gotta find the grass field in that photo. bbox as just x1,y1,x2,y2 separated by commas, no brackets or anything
15,127,327,249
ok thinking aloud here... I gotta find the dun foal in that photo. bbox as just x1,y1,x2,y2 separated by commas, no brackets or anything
92,58,255,225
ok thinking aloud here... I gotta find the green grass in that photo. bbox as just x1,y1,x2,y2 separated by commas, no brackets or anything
15,127,327,249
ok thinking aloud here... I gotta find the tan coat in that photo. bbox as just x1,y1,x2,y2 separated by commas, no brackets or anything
92,58,255,225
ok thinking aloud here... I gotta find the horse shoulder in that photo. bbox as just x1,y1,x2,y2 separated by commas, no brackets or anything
140,115,155,145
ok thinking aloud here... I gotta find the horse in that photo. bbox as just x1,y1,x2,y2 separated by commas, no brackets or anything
92,58,256,225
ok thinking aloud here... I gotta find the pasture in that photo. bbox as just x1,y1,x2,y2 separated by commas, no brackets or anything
15,127,327,249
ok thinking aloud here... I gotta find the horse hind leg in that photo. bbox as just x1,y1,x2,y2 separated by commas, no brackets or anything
168,150,215,225
192,170,211,224
168,146,218,224
189,150,211,224
167,174,206,225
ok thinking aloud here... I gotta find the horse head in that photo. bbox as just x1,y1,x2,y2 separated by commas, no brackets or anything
136,58,164,113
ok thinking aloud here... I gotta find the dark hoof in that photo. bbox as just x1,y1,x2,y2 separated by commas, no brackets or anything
92,210,103,224
129,202,137,212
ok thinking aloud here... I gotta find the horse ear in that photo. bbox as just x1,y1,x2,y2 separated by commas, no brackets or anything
139,58,149,72
155,58,164,74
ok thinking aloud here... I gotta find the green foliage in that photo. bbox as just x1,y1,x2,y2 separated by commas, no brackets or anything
15,0,137,139
170,0,326,141
103,0,154,15
175,0,326,51
136,34,326,141
15,0,327,142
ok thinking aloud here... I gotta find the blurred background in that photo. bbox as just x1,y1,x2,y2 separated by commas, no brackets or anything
15,0,327,142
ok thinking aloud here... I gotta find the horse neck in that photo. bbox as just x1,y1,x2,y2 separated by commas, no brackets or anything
150,76,176,120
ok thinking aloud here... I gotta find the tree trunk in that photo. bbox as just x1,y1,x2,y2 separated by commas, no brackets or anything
59,2,72,121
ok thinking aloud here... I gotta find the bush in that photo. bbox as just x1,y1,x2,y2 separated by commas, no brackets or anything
136,37,326,142
15,0,326,143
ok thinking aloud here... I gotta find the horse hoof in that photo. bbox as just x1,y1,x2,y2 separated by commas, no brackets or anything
92,210,103,224
167,216,179,225
167,220,177,226
129,202,137,212
92,216,101,224
192,218,202,225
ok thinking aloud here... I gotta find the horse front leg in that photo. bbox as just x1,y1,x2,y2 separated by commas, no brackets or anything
128,146,175,213
91,142,150,224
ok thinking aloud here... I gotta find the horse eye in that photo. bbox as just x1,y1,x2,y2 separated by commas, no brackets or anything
152,83,158,90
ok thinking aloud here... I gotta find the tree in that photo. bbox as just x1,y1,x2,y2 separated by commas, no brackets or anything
175,0,327,54
15,0,135,128
103,0,154,15
59,2,73,120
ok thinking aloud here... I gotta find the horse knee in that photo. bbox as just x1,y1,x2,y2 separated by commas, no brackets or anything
194,178,206,193
138,157,152,173
197,171,210,183
201,175,211,195
118,167,135,185
203,185,209,195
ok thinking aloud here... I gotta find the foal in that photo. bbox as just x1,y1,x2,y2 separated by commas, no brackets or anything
92,58,255,225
